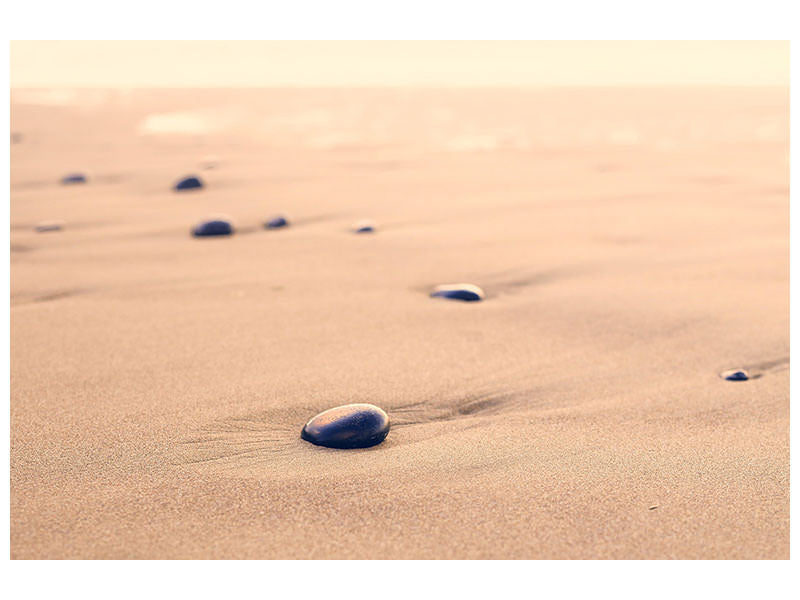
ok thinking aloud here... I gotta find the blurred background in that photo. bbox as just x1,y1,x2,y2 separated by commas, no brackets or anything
9,41,790,87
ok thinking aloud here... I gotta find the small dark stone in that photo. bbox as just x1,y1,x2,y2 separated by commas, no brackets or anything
265,215,289,229
721,369,749,381
35,221,63,233
61,173,87,185
353,220,376,233
430,283,485,302
192,219,233,237
174,175,204,191
301,403,390,449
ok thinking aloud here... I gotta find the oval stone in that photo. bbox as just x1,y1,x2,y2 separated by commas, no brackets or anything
353,220,376,233
430,283,485,302
301,403,390,449
61,173,87,185
265,215,289,229
192,219,233,237
174,175,204,191
721,369,749,381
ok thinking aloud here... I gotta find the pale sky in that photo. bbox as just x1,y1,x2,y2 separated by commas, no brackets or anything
10,41,790,87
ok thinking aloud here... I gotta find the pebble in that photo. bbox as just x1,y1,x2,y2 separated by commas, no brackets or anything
353,220,376,233
265,215,289,229
61,173,87,185
720,369,749,381
174,175,204,191
35,221,63,233
192,218,233,237
301,403,390,449
430,283,485,302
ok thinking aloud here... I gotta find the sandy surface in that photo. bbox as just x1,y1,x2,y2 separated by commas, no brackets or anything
10,87,789,559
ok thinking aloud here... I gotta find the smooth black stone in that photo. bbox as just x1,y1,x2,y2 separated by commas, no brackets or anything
61,173,87,185
174,175,204,191
721,369,749,381
301,403,390,449
265,215,289,229
192,219,233,237
430,283,485,302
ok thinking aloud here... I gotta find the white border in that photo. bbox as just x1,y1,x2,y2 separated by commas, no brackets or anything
3,1,798,39
3,2,796,598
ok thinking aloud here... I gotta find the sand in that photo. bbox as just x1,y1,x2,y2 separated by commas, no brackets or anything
10,87,789,559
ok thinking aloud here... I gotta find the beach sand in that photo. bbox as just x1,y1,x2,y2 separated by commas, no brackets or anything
10,87,789,559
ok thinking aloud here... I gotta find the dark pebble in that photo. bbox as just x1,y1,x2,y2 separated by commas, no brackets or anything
720,369,749,381
61,173,87,185
265,215,289,229
35,221,63,233
192,219,233,237
174,175,204,191
430,283,485,302
301,403,390,449
353,220,376,233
